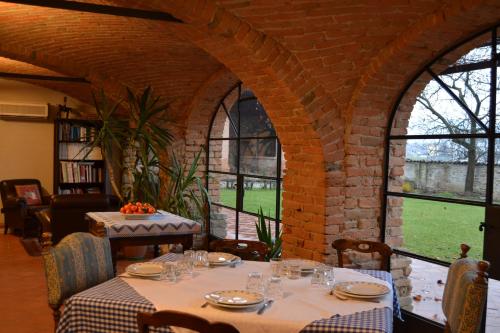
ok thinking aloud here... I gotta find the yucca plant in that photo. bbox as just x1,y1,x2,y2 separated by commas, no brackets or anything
161,148,211,221
87,86,173,204
256,206,282,260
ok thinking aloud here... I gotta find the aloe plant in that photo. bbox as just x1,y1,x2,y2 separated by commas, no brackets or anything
256,206,282,260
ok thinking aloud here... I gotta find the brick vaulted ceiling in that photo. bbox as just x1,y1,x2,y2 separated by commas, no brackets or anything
0,1,498,124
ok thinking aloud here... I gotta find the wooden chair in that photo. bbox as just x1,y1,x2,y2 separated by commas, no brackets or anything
41,232,115,328
209,239,268,261
442,244,489,333
332,239,393,271
137,310,239,333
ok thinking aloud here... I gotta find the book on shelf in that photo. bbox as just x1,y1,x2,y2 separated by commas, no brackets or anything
59,143,102,160
58,123,96,142
59,161,103,184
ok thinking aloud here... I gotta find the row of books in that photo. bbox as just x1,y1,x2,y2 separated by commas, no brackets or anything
59,143,103,160
58,187,102,195
58,123,97,142
59,161,104,184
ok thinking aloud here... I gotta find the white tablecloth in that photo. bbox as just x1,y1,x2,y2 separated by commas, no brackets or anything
87,210,201,238
122,261,393,333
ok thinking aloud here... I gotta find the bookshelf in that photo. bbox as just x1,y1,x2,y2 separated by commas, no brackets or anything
53,118,107,195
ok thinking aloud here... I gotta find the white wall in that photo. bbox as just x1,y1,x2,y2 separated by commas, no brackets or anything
0,78,90,226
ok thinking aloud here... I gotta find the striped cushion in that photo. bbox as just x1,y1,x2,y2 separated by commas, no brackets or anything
442,258,487,333
43,232,114,308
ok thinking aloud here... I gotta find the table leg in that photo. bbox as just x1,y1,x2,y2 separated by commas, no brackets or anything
110,242,119,275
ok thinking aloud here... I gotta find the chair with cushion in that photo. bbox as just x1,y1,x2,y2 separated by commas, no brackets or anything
37,194,119,245
332,239,393,272
41,231,114,327
442,244,489,333
0,179,50,237
137,310,240,333
209,239,268,261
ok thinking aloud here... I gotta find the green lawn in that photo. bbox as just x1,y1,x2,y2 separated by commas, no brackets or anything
401,198,484,262
219,190,485,262
220,188,279,218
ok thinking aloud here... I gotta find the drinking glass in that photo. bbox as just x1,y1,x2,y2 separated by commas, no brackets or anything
180,255,194,277
195,250,209,268
246,272,264,293
311,265,326,287
323,266,335,289
288,264,301,280
270,258,283,277
162,262,178,283
266,277,284,299
184,250,195,261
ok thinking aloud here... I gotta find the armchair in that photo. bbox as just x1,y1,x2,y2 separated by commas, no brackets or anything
0,179,50,237
37,194,120,245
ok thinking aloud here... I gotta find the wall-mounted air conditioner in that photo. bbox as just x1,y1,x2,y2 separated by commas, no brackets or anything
0,102,49,120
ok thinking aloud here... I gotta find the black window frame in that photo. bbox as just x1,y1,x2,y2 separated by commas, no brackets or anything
206,82,283,239
382,24,499,267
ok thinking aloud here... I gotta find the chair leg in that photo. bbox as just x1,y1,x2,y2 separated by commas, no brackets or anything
51,306,61,332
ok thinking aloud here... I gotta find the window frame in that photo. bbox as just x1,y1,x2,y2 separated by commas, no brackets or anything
382,24,499,267
206,82,283,239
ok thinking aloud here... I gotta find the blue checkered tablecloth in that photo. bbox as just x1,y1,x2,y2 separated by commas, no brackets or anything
300,269,402,333
57,255,401,333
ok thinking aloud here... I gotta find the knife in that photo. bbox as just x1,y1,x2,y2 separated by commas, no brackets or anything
257,299,274,314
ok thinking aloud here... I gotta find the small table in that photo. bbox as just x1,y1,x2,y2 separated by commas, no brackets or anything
87,210,201,271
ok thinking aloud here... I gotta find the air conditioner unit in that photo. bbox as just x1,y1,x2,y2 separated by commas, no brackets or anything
0,102,49,120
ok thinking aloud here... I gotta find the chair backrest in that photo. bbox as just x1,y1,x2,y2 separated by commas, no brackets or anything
209,239,268,261
442,244,489,333
0,178,44,206
49,194,119,244
137,310,240,333
41,231,114,311
332,239,393,271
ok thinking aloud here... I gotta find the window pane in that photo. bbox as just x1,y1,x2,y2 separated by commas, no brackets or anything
394,255,447,323
447,32,492,66
240,138,278,177
407,75,486,135
209,105,237,138
492,139,500,203
388,139,487,202
388,196,485,261
211,206,235,239
242,177,278,219
208,139,236,173
239,98,277,138
237,211,279,242
208,173,236,208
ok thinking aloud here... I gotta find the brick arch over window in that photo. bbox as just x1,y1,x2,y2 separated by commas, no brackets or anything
138,0,342,260
345,3,500,247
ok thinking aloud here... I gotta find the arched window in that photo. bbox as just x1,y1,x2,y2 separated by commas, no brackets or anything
206,83,284,240
383,25,498,326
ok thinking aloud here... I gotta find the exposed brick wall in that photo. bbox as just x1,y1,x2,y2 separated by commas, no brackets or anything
0,0,499,278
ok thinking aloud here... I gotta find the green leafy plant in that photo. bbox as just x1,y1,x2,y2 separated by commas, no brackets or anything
87,87,173,204
256,206,282,260
161,148,211,222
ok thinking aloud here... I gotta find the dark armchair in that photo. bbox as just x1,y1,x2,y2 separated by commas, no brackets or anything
0,179,50,237
37,194,120,245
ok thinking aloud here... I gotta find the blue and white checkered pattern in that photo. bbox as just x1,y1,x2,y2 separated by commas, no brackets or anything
300,270,402,333
57,254,401,333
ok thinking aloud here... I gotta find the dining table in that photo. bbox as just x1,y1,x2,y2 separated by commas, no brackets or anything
86,210,201,272
56,253,401,333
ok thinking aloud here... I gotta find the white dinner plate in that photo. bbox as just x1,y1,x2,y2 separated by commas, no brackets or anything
334,289,386,300
204,290,264,308
207,252,240,266
122,213,162,220
335,281,390,297
126,262,163,276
